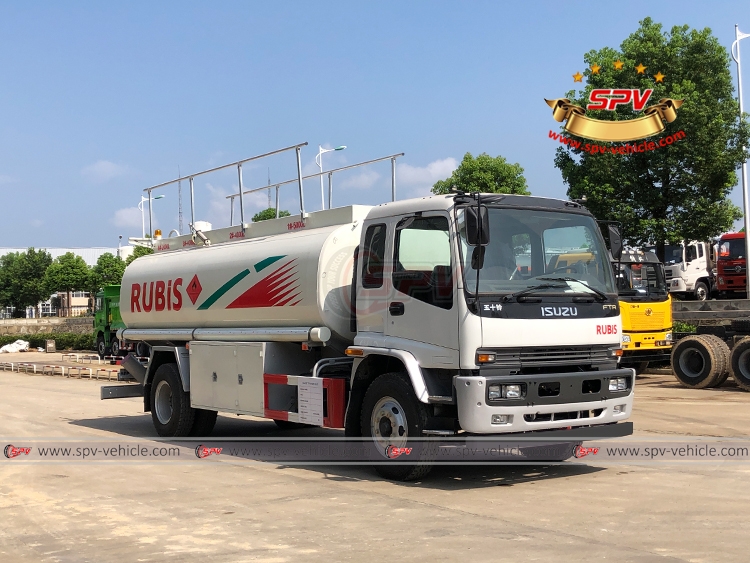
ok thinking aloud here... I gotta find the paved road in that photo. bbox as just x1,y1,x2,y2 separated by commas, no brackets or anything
1,370,749,562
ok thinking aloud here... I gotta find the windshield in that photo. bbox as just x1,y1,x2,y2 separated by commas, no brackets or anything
659,244,684,264
457,207,616,298
719,239,745,260
616,262,668,300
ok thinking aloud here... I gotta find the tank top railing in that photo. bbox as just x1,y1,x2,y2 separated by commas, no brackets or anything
225,152,405,226
142,142,308,241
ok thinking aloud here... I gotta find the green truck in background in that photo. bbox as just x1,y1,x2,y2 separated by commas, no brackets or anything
93,285,149,358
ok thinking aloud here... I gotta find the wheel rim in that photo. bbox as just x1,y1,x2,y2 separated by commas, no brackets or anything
154,380,173,425
696,285,707,300
678,347,706,378
98,341,105,356
112,341,119,355
370,396,408,451
738,349,750,382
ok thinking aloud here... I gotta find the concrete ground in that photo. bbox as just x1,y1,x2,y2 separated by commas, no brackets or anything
1,359,750,562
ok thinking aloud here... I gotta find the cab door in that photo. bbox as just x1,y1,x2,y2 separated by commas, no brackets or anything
386,213,458,360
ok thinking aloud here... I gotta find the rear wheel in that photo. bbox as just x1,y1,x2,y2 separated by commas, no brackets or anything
361,373,434,481
700,335,731,387
190,409,218,436
670,335,721,389
634,361,650,375
135,341,151,358
150,363,195,437
96,335,109,359
730,337,750,392
110,338,121,357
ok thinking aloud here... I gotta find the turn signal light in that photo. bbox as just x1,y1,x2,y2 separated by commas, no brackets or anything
345,348,364,357
477,353,496,364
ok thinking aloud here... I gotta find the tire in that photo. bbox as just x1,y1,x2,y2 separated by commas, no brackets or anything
730,337,750,392
670,335,722,389
190,409,218,437
730,319,750,334
111,338,121,357
360,373,434,481
694,281,709,301
634,361,650,375
150,363,195,437
96,335,109,359
135,341,151,358
700,335,731,387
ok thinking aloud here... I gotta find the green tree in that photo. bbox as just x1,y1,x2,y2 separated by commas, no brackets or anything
89,253,126,293
125,246,154,266
554,18,750,261
252,207,291,222
44,253,90,317
432,152,530,195
0,248,53,317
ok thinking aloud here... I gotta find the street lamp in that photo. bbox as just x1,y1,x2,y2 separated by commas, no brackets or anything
138,194,165,238
731,25,750,298
316,145,346,210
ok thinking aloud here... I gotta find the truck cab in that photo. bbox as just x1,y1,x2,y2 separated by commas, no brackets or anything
716,232,746,297
659,241,715,301
615,249,672,373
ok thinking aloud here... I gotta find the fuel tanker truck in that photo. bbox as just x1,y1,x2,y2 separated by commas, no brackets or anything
103,183,634,479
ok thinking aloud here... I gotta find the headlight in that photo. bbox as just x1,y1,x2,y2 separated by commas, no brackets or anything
608,377,629,391
665,332,673,341
622,334,631,343
488,383,525,400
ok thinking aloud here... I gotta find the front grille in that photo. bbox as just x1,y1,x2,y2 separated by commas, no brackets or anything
665,270,673,280
490,345,611,369
524,408,604,423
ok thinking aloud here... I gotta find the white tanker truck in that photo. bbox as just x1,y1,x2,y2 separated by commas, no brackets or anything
103,149,634,480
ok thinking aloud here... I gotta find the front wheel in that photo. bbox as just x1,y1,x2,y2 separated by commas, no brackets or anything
150,363,195,437
361,373,434,481
694,281,709,301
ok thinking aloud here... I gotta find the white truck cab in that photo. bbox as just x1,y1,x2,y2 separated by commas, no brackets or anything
659,241,715,301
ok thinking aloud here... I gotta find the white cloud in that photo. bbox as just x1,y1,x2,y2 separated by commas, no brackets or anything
112,206,142,229
30,219,43,227
339,170,380,191
397,157,458,197
0,175,16,185
81,160,127,183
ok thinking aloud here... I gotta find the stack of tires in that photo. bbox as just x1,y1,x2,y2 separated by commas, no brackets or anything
671,332,750,391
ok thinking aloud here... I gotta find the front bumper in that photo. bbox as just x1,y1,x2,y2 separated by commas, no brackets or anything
455,369,634,434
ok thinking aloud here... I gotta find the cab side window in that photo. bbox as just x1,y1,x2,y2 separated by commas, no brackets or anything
361,224,386,288
393,216,452,310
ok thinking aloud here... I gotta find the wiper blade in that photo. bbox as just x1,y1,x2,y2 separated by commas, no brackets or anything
537,277,608,302
501,283,567,303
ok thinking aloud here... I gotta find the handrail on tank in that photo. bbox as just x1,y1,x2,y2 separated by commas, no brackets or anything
141,142,308,241
225,152,406,226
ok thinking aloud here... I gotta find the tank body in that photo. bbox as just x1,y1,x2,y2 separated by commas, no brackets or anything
121,220,363,343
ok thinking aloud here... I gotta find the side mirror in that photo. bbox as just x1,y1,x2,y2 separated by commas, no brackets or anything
608,224,623,260
466,206,490,246
471,246,485,270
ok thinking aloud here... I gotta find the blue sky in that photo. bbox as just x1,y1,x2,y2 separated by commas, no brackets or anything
1,1,748,247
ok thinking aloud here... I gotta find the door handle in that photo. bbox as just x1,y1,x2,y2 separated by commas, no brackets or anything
389,302,405,316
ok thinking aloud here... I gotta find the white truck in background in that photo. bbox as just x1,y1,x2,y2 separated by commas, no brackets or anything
103,145,634,480
658,241,716,301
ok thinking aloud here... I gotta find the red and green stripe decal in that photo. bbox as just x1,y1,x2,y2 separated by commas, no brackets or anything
196,255,301,310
